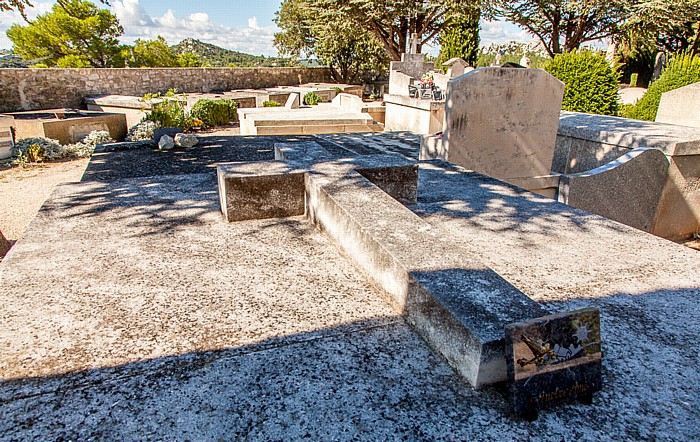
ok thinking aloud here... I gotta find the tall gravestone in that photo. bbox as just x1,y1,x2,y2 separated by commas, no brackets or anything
655,81,700,128
442,68,564,181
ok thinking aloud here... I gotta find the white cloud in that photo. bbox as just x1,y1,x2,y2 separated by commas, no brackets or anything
110,0,153,27
112,0,278,56
0,1,54,49
479,19,533,47
248,17,259,30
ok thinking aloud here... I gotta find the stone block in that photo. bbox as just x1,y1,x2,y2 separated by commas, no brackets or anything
443,57,470,78
217,143,550,388
559,148,669,233
384,97,445,135
285,93,300,109
443,68,564,180
217,162,306,222
656,81,700,128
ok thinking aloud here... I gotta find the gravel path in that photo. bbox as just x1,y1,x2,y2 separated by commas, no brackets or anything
0,158,89,243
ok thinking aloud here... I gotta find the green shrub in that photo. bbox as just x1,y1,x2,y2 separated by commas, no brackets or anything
622,52,700,121
262,100,281,107
303,92,321,105
190,98,238,127
145,98,191,129
544,51,620,116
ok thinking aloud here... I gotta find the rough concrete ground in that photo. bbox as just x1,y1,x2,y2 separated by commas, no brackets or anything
0,133,698,440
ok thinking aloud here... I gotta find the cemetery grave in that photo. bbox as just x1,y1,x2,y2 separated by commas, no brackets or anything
0,109,127,145
0,129,698,439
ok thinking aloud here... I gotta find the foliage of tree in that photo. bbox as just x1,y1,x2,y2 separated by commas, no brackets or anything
623,51,700,120
623,0,700,55
436,5,480,67
0,0,108,19
122,36,201,67
274,0,388,83
489,0,629,57
276,0,476,63
544,51,620,116
7,0,122,67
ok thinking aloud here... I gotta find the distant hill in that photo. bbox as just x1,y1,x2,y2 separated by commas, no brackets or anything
171,38,294,68
0,50,29,68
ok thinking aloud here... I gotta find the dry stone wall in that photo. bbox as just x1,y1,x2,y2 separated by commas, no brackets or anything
0,67,333,112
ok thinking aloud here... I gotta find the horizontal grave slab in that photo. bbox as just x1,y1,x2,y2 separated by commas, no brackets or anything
216,142,602,405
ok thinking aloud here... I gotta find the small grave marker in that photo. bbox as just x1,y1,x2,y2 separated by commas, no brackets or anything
505,308,602,420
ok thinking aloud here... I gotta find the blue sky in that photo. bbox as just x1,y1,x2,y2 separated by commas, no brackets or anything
0,0,534,56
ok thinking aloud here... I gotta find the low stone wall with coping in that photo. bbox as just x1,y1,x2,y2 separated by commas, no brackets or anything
0,67,333,113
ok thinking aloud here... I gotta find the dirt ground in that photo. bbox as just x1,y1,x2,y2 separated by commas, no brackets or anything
0,158,90,244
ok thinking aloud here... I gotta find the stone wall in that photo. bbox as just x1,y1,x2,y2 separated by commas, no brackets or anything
0,67,333,112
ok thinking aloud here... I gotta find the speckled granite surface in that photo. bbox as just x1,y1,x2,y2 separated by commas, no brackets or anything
1,134,698,440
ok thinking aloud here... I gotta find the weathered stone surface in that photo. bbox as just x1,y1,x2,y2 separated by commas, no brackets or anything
174,133,198,148
656,81,700,128
158,135,174,150
238,104,377,136
0,68,333,112
555,111,700,240
383,96,445,134
332,93,364,113
284,93,300,109
1,135,699,439
442,68,564,180
557,111,700,157
559,148,670,233
219,143,549,387
6,109,127,144
443,57,470,78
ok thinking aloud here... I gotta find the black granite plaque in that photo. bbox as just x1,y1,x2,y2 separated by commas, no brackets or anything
505,308,602,420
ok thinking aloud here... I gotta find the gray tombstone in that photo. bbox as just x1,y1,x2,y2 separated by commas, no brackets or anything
655,81,700,128
442,58,470,78
442,67,564,181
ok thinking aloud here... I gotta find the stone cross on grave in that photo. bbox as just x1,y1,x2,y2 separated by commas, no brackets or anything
216,142,602,418
409,33,421,54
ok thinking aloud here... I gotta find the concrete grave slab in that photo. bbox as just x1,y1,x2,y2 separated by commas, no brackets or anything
559,148,670,233
1,134,699,438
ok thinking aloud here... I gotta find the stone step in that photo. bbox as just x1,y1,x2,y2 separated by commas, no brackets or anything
254,124,382,136
252,117,375,127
